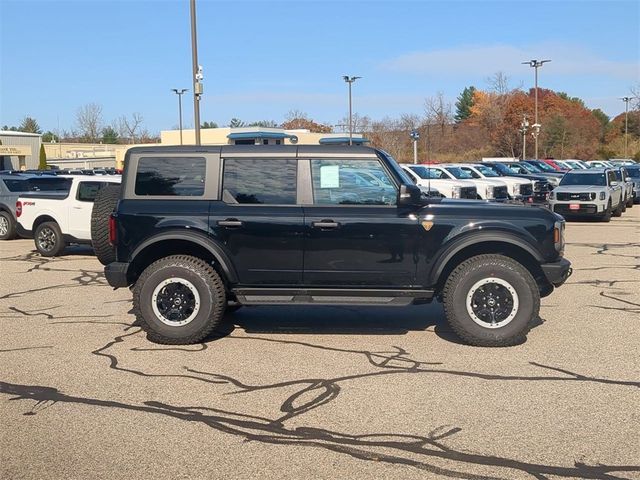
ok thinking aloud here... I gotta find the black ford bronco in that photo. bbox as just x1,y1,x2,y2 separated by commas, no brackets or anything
100,145,571,347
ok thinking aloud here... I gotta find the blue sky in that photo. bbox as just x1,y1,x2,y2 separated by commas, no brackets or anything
1,0,639,134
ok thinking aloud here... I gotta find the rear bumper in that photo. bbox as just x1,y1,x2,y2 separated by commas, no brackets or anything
104,262,130,288
541,257,572,287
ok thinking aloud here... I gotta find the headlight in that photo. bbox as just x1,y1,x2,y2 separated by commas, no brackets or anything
533,182,541,191
485,186,494,198
452,186,461,198
599,191,606,200
549,191,555,200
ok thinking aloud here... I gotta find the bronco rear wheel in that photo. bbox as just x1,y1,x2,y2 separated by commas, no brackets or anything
442,254,540,347
133,255,226,344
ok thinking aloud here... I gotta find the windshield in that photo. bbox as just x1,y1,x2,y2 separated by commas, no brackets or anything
560,173,606,186
483,163,509,175
519,162,542,173
444,167,474,179
409,166,443,179
614,170,622,180
474,165,500,177
626,166,640,176
532,161,556,172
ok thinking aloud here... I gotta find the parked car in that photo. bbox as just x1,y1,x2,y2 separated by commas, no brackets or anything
0,173,72,240
614,166,634,209
436,164,509,200
504,161,564,187
401,164,478,199
480,162,551,204
562,160,589,170
587,160,613,169
455,163,534,202
101,145,571,347
608,159,636,166
16,175,121,256
625,164,640,203
549,168,623,221
538,159,569,172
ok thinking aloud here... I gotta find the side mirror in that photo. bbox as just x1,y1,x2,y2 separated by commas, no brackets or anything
625,177,632,182
398,184,422,206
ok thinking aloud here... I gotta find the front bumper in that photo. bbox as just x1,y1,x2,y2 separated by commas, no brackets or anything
552,202,605,216
541,257,572,287
104,262,130,288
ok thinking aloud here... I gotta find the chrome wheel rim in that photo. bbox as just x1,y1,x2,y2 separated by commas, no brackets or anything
151,278,200,326
37,226,56,252
466,278,519,329
0,216,8,237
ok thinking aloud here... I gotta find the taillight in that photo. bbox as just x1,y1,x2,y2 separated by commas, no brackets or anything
109,214,117,245
15,201,22,217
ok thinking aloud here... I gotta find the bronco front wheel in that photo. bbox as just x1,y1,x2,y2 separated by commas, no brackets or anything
442,254,540,347
133,255,226,344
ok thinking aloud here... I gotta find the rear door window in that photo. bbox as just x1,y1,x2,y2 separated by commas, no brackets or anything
135,157,206,196
77,182,109,202
222,158,297,204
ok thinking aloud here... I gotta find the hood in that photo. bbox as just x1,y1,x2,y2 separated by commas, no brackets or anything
416,178,476,188
553,185,607,193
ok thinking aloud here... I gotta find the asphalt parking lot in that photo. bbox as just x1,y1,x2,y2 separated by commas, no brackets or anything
1,209,639,480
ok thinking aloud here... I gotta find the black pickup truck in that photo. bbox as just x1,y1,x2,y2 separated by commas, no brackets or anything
100,145,571,347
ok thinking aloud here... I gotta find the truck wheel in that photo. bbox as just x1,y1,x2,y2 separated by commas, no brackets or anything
91,184,121,265
626,195,633,208
442,254,540,347
0,211,15,240
34,221,65,257
601,200,612,222
133,255,226,344
613,201,623,217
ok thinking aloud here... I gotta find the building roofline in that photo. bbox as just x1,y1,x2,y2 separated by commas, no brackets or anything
0,130,42,138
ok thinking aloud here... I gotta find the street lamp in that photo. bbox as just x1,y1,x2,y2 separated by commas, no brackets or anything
410,129,420,164
522,59,551,160
519,115,529,160
190,0,202,145
171,88,188,145
343,75,361,145
620,96,636,158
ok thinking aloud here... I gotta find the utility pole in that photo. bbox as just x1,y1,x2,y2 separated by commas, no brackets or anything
520,115,529,160
522,59,551,160
190,0,202,145
342,75,361,145
410,129,420,164
172,88,188,145
620,96,636,158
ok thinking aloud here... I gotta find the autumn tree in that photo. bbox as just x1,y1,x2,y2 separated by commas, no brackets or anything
281,110,332,133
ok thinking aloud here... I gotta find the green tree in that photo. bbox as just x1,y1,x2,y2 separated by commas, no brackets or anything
19,116,42,134
201,121,218,129
248,120,278,128
557,92,585,108
454,86,476,123
38,144,48,170
101,126,119,144
229,118,245,128
42,131,60,143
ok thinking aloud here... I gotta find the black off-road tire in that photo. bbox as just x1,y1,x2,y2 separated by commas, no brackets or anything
133,255,226,344
0,211,16,240
442,254,540,347
626,196,633,208
613,200,623,217
601,200,612,222
34,221,65,257
91,184,121,265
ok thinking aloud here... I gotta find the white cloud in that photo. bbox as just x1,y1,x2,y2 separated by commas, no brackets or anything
380,43,639,79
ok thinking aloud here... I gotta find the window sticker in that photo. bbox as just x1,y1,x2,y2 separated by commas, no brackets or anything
320,165,340,188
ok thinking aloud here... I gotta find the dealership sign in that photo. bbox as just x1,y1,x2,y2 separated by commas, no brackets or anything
0,146,32,155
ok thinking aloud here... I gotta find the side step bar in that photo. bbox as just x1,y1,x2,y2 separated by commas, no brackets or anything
232,288,434,306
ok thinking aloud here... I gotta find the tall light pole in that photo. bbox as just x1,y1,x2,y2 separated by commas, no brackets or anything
343,75,361,145
190,0,202,145
620,96,636,158
171,88,188,145
410,129,420,164
522,59,551,160
520,115,529,160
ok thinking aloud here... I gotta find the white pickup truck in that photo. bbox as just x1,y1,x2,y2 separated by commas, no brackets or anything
16,175,121,256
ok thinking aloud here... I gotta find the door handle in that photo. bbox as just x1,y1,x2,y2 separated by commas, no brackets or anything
73,206,83,209
217,219,243,228
312,220,340,229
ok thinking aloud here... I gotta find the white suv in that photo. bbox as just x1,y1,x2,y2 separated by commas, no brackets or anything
16,175,121,256
401,164,477,199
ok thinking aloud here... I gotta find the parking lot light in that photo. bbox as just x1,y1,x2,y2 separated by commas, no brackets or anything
522,59,551,160
343,75,361,146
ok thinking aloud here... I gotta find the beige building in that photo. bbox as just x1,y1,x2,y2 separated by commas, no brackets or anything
161,126,368,147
